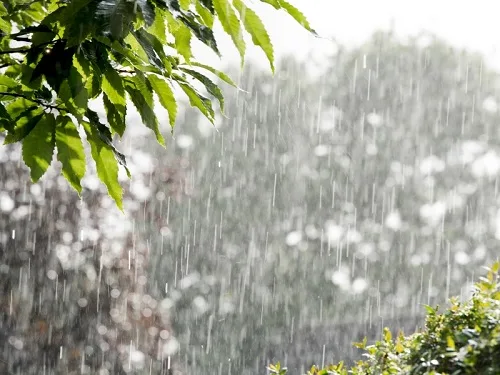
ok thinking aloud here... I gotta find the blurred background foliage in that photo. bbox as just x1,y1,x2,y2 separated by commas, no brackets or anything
2,31,500,374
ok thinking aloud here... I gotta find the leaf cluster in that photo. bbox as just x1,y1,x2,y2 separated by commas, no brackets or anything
0,0,314,209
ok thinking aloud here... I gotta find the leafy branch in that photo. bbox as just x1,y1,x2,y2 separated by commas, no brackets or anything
0,0,317,209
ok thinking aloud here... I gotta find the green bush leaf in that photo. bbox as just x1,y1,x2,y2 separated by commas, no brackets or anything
83,121,123,210
55,115,86,193
233,0,274,72
213,0,245,64
148,74,177,129
22,112,55,182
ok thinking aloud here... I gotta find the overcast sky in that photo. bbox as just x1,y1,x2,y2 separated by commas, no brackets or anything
193,0,500,71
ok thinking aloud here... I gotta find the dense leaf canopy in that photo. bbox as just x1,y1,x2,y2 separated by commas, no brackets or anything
0,0,315,208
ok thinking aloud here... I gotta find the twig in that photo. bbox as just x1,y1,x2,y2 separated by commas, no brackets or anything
0,91,64,111
0,47,29,55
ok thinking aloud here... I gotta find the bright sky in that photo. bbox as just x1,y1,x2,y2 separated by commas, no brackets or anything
194,0,500,71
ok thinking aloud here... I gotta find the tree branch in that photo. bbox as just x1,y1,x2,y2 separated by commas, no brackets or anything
0,47,29,55
0,91,64,111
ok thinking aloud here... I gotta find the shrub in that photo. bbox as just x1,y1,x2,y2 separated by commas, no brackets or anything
269,262,500,375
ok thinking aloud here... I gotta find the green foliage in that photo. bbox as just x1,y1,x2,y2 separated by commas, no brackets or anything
0,0,314,209
271,262,500,375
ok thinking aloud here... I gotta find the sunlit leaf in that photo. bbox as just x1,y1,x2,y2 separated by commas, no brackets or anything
181,68,224,111
125,82,165,146
102,68,126,106
187,61,237,87
148,74,177,129
233,0,274,72
55,115,86,193
178,81,214,123
83,120,123,210
103,93,126,137
277,0,316,34
213,0,245,64
22,113,55,182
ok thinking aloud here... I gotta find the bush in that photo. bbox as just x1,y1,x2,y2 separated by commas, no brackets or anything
269,262,500,375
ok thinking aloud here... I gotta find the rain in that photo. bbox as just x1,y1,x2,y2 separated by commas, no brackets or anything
2,2,500,375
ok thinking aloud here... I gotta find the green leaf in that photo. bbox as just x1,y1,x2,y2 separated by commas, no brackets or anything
60,0,93,25
233,0,274,72
277,0,316,34
56,115,86,193
177,12,220,56
174,23,192,62
148,7,167,44
213,0,245,64
83,121,123,210
179,0,191,10
196,1,214,28
181,68,224,112
22,113,55,182
0,75,21,88
178,81,215,123
383,327,392,342
85,108,129,171
0,103,14,132
102,68,126,106
4,110,44,144
125,82,165,146
148,74,177,129
103,94,126,137
187,62,237,87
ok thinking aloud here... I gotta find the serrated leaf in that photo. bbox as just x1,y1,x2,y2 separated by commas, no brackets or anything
233,0,274,72
83,121,123,210
177,12,220,56
182,68,224,111
187,62,237,87
56,115,86,193
213,0,245,64
196,1,214,28
0,75,21,88
102,68,126,106
0,103,14,132
277,0,316,34
0,17,10,34
22,113,55,182
4,110,44,144
174,23,192,61
148,74,177,129
125,83,165,146
199,0,214,13
148,7,167,44
85,108,128,170
103,93,126,136
178,81,214,123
